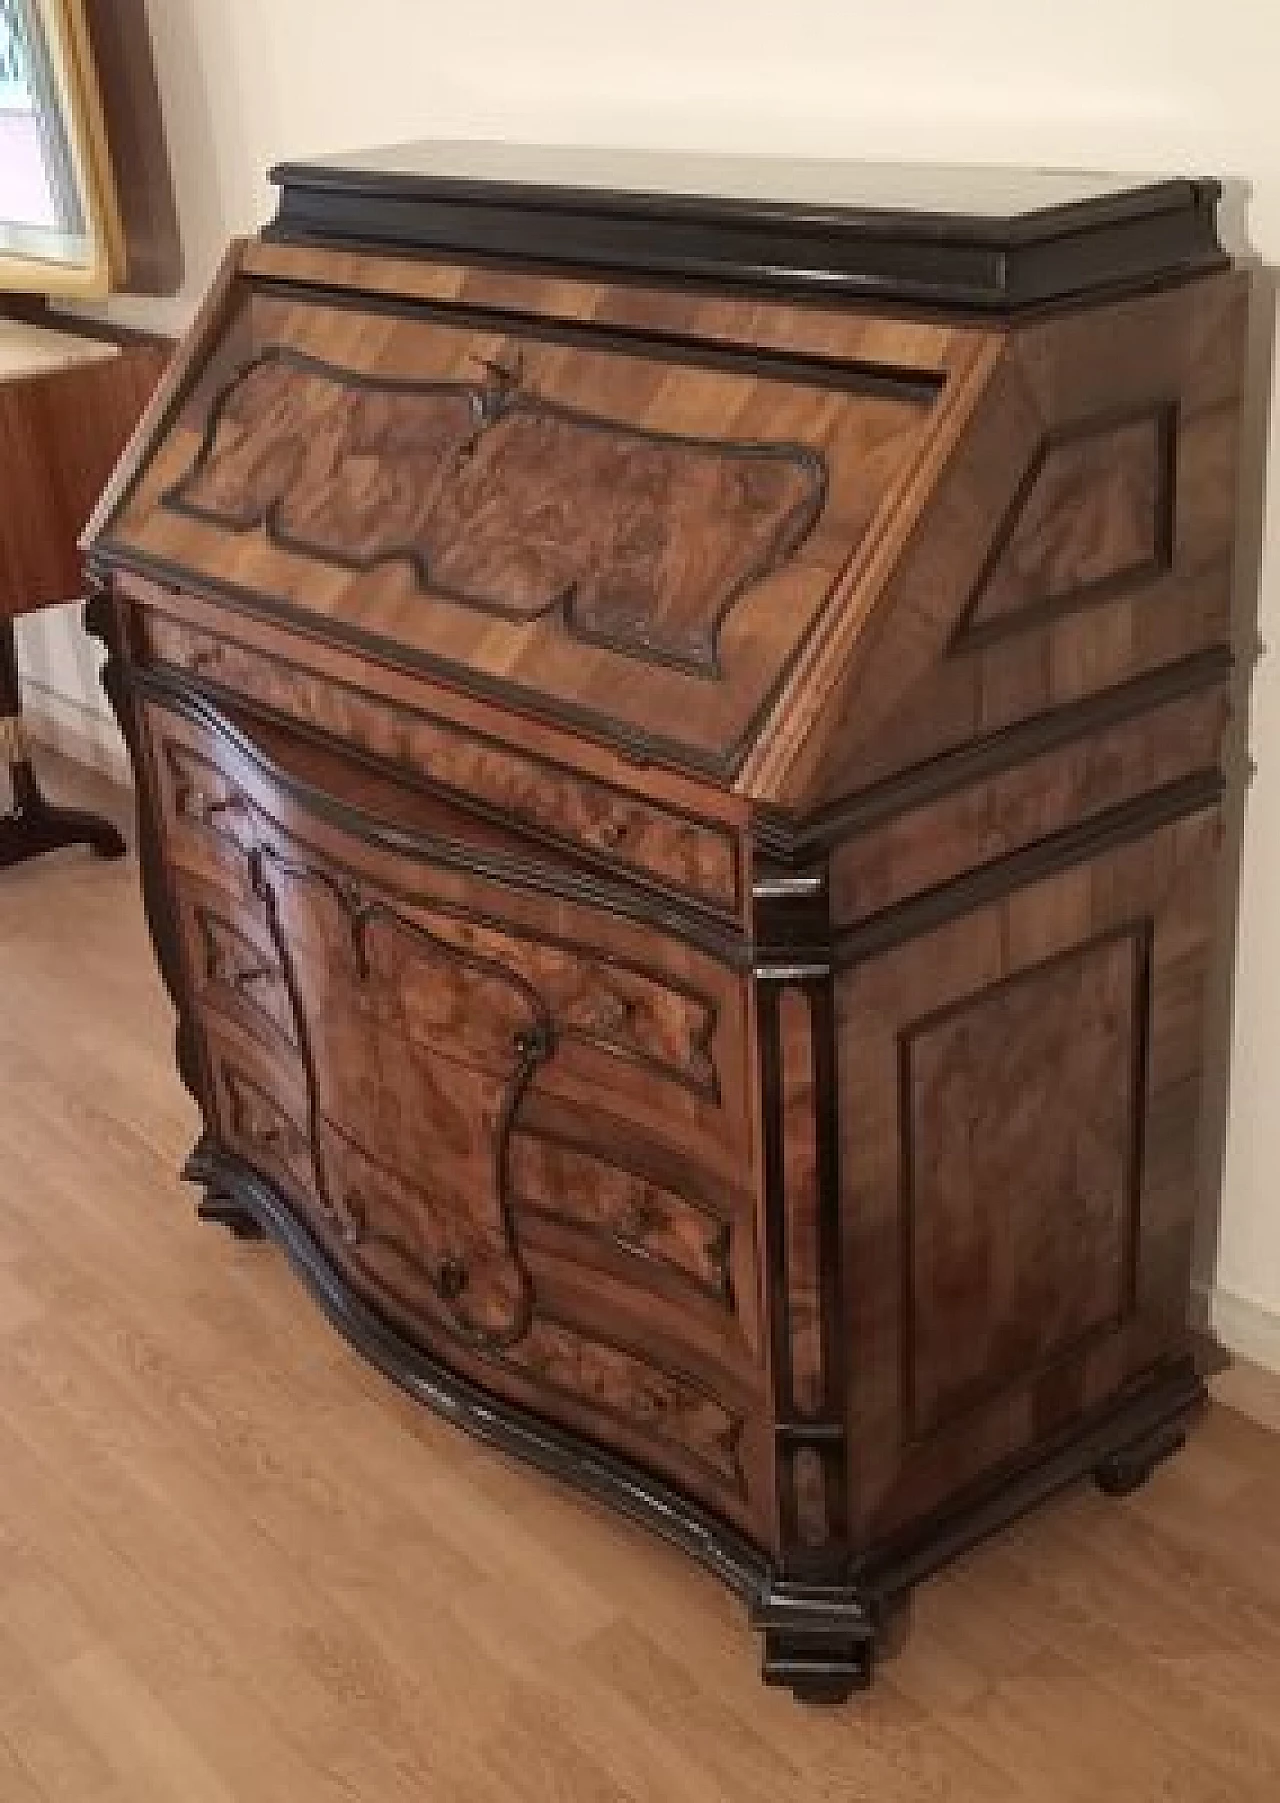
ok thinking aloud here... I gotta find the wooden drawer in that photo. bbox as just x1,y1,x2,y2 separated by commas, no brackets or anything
146,687,754,1163
200,1012,768,1531
139,607,743,916
148,693,753,1178
177,858,762,1358
144,680,764,1355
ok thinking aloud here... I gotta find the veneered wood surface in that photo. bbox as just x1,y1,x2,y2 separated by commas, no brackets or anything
240,237,974,370
94,270,985,779
0,339,168,620
74,211,1246,1676
122,573,751,832
774,270,1246,807
904,930,1143,1439
140,607,742,913
828,685,1226,927
837,807,1221,1542
143,692,770,1534
956,411,1168,645
149,701,755,1187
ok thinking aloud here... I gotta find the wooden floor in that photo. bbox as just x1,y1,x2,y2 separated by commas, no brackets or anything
4,751,1280,1802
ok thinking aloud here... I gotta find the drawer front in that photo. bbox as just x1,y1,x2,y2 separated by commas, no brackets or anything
141,608,742,915
201,1017,767,1530
145,689,768,1526
153,708,752,1174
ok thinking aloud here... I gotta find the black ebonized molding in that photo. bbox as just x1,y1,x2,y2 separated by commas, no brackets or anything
829,769,1224,970
160,343,830,683
85,586,207,1101
753,641,1234,863
266,164,1226,316
128,661,752,970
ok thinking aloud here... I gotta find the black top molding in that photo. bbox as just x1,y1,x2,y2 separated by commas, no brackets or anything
267,140,1228,314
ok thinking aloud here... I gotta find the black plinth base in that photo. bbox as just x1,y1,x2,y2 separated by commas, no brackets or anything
0,760,126,871
185,1139,1208,1705
754,1581,878,1703
1094,1419,1189,1496
196,1193,268,1240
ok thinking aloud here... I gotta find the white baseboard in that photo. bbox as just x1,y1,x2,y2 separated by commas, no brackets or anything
19,677,130,786
1194,1278,1280,1375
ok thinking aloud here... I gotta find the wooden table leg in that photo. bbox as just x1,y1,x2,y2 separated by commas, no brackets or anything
0,618,126,869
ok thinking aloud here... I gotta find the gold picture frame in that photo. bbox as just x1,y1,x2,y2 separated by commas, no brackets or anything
0,0,125,296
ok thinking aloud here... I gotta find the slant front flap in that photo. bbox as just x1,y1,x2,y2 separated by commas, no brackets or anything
92,259,987,780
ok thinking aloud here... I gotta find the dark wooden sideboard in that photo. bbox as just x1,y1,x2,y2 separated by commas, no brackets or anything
82,146,1248,1701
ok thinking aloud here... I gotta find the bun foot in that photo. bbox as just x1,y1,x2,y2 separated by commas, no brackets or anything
1094,1422,1187,1497
754,1582,878,1704
197,1194,267,1241
760,1628,874,1704
0,787,127,869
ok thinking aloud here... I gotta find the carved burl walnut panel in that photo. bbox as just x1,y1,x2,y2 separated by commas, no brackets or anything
143,612,741,911
507,1129,734,1306
253,851,548,1346
213,1051,744,1493
155,701,755,1500
903,930,1146,1439
499,1317,745,1491
953,409,1172,649
192,904,298,1050
164,348,826,674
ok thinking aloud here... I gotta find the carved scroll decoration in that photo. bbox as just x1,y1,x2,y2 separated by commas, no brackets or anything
162,346,828,676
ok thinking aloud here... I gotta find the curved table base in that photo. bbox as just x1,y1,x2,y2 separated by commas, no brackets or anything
1,620,125,872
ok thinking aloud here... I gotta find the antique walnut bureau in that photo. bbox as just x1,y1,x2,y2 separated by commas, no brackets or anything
83,144,1247,1701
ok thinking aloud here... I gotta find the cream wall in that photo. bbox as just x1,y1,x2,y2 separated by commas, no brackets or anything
19,0,1280,1364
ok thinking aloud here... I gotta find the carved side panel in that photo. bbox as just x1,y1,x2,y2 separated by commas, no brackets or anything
953,408,1174,649
163,348,826,674
902,930,1146,1438
838,807,1221,1543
